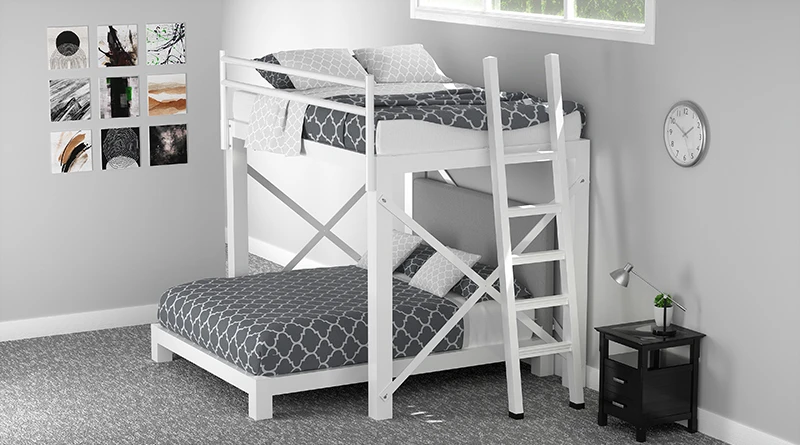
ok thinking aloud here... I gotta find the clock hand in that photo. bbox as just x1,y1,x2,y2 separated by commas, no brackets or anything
672,118,689,136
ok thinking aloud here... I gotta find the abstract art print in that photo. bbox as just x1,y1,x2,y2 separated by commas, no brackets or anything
98,24,138,67
148,74,186,116
100,77,139,119
47,26,89,70
146,23,186,65
49,78,91,122
150,124,187,166
51,130,92,174
102,127,140,170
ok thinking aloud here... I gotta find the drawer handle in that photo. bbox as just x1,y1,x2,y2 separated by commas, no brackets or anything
611,401,626,409
612,377,626,385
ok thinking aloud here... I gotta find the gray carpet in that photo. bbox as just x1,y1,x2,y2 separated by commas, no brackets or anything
0,325,725,445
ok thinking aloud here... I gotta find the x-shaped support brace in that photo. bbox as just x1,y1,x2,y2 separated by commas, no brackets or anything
376,174,589,398
248,166,365,271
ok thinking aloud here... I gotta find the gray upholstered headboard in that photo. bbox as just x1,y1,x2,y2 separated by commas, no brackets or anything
412,178,554,298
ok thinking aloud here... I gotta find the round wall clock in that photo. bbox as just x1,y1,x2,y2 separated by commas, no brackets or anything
663,101,708,167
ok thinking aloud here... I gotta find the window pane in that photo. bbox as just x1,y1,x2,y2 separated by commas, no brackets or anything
575,0,645,24
493,0,564,16
419,0,485,11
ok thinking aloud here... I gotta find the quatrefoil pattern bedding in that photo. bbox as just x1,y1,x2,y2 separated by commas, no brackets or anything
158,266,463,377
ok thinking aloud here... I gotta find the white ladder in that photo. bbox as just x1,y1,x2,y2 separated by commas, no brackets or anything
483,54,585,419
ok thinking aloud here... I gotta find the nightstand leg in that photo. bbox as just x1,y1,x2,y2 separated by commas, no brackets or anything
598,333,608,426
636,427,647,443
689,339,701,433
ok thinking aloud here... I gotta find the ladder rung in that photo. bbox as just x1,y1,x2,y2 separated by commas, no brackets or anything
515,295,570,311
508,203,561,218
512,250,566,265
518,341,573,359
505,150,557,165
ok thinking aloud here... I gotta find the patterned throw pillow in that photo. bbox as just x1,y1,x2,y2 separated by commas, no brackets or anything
453,262,533,302
399,244,437,278
272,48,368,90
408,248,481,298
253,54,295,89
353,44,452,84
356,230,423,271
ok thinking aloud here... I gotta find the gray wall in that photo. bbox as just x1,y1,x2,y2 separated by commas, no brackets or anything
223,1,800,442
0,0,225,321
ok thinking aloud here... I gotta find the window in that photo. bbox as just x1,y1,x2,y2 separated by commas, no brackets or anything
411,0,655,45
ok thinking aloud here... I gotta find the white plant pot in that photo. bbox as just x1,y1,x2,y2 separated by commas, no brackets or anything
654,306,674,327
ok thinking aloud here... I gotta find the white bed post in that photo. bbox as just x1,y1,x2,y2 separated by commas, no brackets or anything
366,74,393,420
222,50,249,277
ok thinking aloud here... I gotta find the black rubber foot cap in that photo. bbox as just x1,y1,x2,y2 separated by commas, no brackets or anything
569,402,585,410
508,411,524,420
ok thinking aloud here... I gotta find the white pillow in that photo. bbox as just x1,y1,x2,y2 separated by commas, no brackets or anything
353,44,452,84
272,48,368,90
356,230,423,271
408,248,481,298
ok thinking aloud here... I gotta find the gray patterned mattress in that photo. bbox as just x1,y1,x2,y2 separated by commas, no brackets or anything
158,266,463,377
303,88,587,153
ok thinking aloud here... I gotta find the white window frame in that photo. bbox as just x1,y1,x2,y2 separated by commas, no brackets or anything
410,0,656,45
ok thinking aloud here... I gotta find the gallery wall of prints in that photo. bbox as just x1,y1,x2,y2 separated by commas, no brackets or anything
47,23,187,174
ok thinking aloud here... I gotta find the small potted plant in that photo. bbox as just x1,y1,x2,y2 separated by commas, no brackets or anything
654,293,674,328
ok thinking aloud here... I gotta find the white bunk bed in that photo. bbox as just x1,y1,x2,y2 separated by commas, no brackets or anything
150,50,591,421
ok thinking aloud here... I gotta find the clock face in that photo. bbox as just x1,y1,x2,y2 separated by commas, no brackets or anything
664,101,707,167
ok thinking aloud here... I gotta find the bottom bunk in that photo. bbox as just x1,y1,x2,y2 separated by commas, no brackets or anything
152,265,541,419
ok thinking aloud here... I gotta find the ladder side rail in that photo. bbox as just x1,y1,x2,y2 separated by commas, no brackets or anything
483,56,525,419
545,53,586,407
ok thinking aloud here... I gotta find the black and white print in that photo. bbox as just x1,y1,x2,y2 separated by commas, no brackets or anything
102,127,140,170
50,130,92,174
47,26,89,70
158,266,464,376
100,76,139,119
98,24,138,67
49,78,91,122
146,23,186,66
150,124,187,166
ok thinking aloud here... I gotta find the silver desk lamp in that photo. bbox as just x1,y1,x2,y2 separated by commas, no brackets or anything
610,263,686,337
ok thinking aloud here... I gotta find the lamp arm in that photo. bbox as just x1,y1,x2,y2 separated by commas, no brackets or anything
631,271,687,311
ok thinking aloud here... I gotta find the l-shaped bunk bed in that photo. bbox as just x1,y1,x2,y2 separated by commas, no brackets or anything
150,45,591,421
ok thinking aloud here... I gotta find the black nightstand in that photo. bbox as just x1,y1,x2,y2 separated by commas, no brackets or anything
595,321,705,443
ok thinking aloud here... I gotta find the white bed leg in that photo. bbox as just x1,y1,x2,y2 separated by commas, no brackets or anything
248,382,273,420
150,325,173,363
368,170,394,420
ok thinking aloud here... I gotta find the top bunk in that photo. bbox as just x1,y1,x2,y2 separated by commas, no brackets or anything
220,44,589,166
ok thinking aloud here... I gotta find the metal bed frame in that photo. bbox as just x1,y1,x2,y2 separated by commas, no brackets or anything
150,50,591,421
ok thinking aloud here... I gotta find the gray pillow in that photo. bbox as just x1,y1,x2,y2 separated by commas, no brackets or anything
272,48,368,90
408,248,481,298
253,54,295,89
356,230,423,271
353,44,452,83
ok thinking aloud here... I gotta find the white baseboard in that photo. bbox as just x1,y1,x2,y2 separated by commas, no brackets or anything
585,366,795,445
0,304,157,343
248,236,331,269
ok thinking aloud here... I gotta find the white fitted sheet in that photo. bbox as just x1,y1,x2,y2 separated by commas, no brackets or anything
392,272,530,349
444,294,532,349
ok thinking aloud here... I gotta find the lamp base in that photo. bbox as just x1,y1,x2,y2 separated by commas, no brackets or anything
652,325,677,337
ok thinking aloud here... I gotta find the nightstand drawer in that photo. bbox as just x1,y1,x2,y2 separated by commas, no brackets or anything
604,362,640,394
604,399,638,422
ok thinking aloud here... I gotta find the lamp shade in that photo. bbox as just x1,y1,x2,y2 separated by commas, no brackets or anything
610,263,634,287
